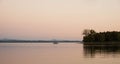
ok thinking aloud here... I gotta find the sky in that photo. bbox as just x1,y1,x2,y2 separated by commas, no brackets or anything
0,0,120,40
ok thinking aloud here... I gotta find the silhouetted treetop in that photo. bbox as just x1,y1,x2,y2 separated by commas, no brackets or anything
83,29,96,36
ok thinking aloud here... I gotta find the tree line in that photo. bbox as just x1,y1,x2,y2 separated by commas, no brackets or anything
83,29,120,42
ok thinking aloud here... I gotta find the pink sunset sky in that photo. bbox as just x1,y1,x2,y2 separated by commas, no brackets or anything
0,0,120,40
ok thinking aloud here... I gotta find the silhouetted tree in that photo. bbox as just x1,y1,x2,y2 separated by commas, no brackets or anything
83,29,96,36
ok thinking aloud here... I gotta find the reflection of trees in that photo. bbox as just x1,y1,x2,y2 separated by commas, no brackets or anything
83,45,120,58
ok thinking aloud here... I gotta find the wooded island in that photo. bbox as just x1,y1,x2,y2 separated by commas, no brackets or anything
83,29,120,42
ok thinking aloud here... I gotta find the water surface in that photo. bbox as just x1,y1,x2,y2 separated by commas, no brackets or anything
0,42,120,64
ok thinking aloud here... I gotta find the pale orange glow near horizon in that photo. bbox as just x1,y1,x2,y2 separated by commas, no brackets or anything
0,0,120,40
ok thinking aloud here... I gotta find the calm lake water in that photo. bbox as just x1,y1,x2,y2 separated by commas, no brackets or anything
0,42,120,64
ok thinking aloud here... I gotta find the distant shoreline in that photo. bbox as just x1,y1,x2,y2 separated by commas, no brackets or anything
0,40,82,43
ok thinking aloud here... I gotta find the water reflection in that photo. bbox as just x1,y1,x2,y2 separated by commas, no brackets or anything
84,45,120,58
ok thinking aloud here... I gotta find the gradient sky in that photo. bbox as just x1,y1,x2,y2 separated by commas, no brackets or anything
0,0,120,40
